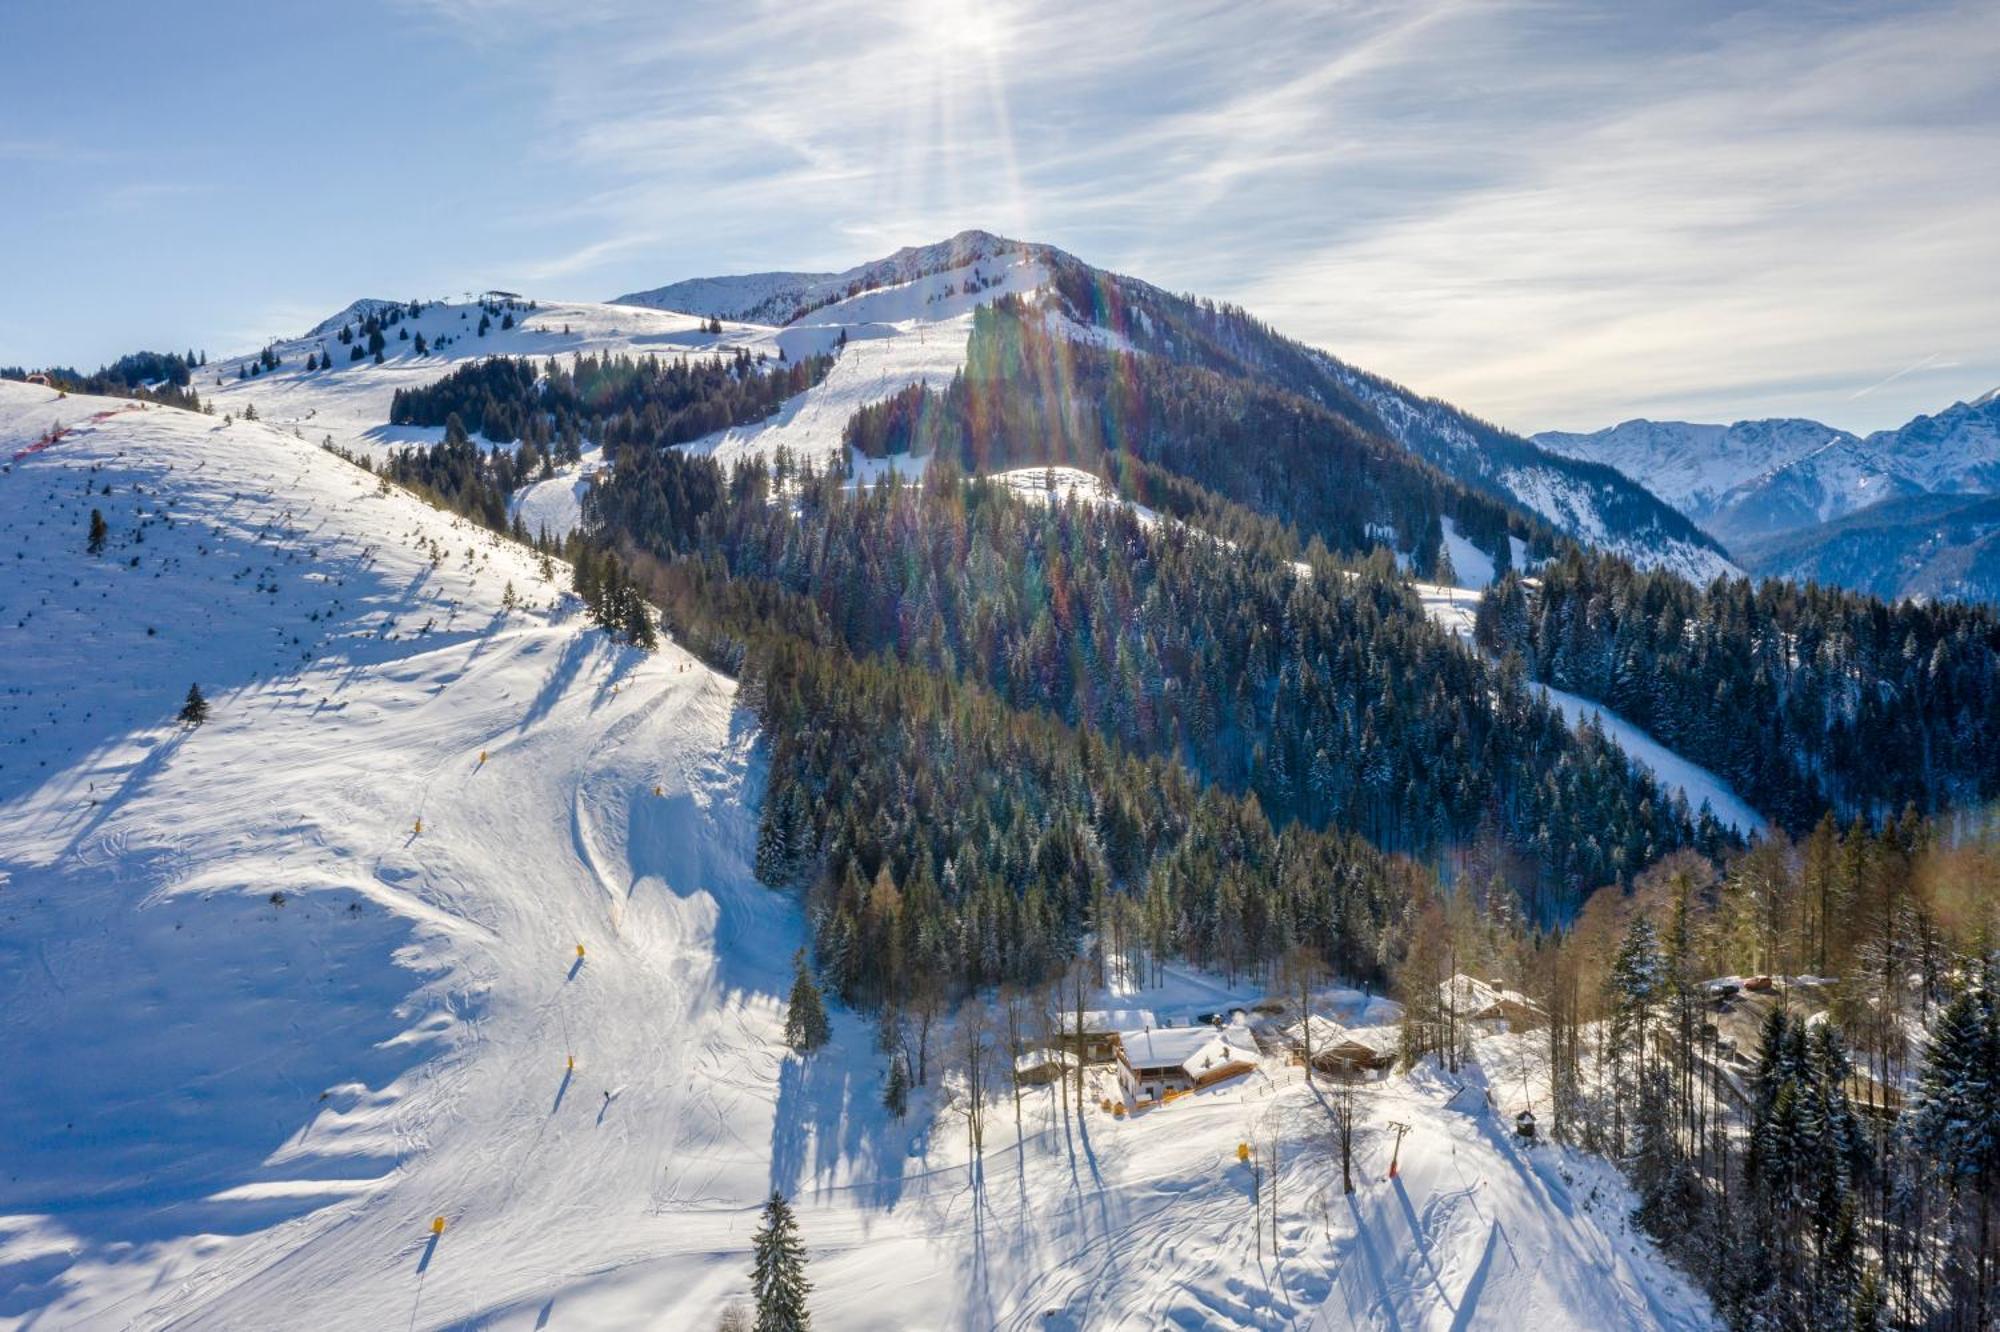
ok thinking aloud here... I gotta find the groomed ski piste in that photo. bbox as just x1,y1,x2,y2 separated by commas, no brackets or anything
3,281,1719,1328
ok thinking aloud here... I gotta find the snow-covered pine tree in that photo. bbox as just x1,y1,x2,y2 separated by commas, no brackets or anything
784,949,829,1054
750,1191,811,1332
754,792,795,888
178,683,209,727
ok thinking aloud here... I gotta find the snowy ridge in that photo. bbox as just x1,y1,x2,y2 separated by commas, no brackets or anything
1314,353,1739,585
1532,417,1853,518
201,295,802,470
1534,389,2000,552
613,228,1047,325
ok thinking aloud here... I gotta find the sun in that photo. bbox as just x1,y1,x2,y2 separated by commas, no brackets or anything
912,0,1009,56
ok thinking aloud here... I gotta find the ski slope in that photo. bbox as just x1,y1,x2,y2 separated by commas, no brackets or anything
671,253,1049,475
1533,684,1764,835
1409,523,1763,837
0,380,824,1328
193,250,1051,528
0,380,1716,1328
201,296,807,467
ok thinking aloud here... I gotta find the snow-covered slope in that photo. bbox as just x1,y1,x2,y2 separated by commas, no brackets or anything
673,249,1051,475
0,380,821,1327
193,244,1051,516
198,296,807,468
1319,359,1738,585
1413,523,1762,835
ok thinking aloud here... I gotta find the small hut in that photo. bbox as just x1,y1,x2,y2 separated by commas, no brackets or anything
1056,1009,1156,1064
1013,1048,1076,1087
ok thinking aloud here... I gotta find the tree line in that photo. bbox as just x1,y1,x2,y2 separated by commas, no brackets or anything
388,347,831,460
1476,549,2000,831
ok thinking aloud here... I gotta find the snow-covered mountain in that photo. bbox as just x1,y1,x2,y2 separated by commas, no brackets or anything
1533,417,1856,522
614,229,1054,327
1535,389,2000,554
1317,360,1738,583
615,230,1738,583
0,218,1748,1325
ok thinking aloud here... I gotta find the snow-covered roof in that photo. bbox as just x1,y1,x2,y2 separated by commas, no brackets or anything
1440,974,1542,1016
1118,1027,1247,1079
1284,1014,1350,1048
1078,1008,1155,1033
1014,1047,1075,1073
1286,1015,1397,1055
1342,1024,1401,1054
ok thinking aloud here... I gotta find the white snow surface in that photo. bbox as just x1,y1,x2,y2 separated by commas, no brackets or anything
1440,516,1496,588
988,464,1162,525
509,444,604,542
674,254,1050,476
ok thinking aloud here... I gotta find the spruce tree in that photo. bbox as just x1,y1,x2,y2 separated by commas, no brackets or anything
87,508,106,555
178,683,210,727
750,1191,811,1332
755,797,794,886
621,587,658,650
883,1052,909,1119
784,949,830,1053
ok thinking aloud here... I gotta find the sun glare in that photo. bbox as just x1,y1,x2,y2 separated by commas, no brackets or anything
913,0,1008,56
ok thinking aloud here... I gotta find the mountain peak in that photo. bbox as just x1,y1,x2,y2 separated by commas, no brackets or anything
612,229,1057,326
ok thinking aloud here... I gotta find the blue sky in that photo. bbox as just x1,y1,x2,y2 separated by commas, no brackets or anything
2,0,1995,433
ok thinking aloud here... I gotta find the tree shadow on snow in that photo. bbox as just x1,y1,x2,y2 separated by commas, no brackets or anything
767,1045,913,1213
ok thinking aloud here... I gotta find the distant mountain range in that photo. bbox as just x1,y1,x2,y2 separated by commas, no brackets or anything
1536,388,2000,600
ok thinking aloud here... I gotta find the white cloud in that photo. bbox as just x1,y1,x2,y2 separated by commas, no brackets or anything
430,0,2000,431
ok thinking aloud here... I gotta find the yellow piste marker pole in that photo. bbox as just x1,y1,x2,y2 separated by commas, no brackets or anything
431,1215,446,1235
478,750,488,765
413,817,423,836
576,943,586,960
567,1054,575,1072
